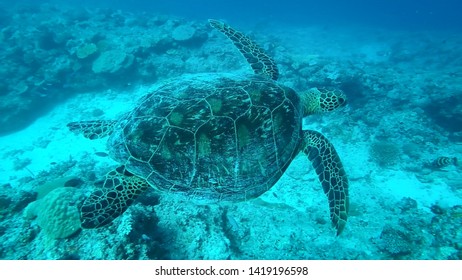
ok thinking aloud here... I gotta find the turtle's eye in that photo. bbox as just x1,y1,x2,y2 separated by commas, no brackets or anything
337,96,347,107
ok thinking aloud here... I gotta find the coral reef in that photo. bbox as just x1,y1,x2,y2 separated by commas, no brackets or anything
369,141,401,167
24,187,81,239
172,24,196,41
0,4,208,135
76,43,98,59
92,50,130,74
379,225,414,258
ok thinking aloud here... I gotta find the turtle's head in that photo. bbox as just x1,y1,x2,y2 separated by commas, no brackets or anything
300,87,347,116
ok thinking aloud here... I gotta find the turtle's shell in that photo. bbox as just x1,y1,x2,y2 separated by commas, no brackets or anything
108,73,303,202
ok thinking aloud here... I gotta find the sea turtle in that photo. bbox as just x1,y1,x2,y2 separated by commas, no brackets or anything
68,19,349,235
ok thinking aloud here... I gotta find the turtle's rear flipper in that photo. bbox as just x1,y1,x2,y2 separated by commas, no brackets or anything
80,166,149,228
302,130,349,235
67,120,117,140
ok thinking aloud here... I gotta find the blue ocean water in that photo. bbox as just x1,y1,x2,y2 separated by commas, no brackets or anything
0,0,461,260
9,0,462,30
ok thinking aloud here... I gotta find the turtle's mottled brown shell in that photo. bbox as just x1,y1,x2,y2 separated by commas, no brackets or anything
108,73,302,202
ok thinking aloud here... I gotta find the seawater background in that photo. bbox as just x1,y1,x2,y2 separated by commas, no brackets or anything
0,0,461,259
9,0,462,29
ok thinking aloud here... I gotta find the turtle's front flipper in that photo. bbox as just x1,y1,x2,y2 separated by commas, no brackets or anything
209,19,279,81
80,166,149,228
67,120,117,140
302,130,349,235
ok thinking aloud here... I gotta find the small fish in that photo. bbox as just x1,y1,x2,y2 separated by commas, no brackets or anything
94,152,109,157
432,156,458,168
